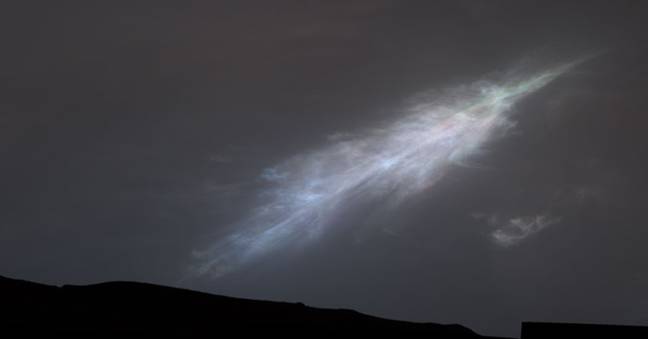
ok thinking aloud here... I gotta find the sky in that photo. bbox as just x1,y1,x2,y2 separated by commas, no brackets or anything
1,1,647,337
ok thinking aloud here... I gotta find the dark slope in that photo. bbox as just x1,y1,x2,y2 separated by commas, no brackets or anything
0,275,502,337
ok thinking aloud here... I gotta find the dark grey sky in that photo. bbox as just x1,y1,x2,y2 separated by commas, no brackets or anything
1,1,647,337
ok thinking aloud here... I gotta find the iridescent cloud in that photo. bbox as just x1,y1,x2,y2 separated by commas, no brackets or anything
192,59,585,278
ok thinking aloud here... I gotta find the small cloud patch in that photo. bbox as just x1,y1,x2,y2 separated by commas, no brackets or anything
490,215,560,247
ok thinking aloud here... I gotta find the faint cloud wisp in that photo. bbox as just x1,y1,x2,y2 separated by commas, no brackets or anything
491,214,561,247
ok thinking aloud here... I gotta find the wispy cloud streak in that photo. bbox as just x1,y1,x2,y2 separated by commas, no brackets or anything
192,60,584,278
491,214,561,247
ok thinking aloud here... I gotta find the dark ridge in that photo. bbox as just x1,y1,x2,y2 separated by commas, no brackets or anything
4,275,645,338
0,275,504,338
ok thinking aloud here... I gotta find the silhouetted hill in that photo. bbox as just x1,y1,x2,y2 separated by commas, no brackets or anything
4,275,645,338
0,275,502,337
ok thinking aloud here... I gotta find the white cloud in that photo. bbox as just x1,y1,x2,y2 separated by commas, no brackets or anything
193,60,582,277
490,214,560,247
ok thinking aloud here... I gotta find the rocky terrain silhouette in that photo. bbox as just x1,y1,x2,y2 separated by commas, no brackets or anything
2,275,646,338
0,275,498,337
